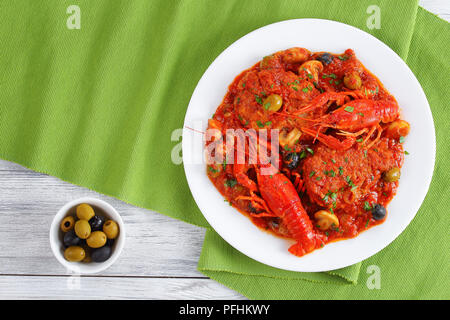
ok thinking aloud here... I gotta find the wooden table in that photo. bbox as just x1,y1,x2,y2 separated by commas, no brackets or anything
1,0,448,299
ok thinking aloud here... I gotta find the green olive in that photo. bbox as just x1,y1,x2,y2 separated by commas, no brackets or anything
60,216,75,232
82,246,92,263
343,72,362,90
263,94,283,112
76,203,95,221
260,55,275,69
383,167,401,182
74,220,91,239
83,254,92,263
103,220,119,239
64,246,86,262
86,231,107,248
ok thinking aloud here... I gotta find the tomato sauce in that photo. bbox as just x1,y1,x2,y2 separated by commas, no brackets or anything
206,48,409,256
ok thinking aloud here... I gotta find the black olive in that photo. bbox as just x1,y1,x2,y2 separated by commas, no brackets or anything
91,245,112,262
89,215,106,231
284,152,300,170
371,204,386,220
63,230,83,247
248,203,262,214
106,239,115,247
316,52,334,65
270,218,281,229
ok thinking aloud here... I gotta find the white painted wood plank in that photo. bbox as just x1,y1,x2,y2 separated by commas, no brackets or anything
0,160,206,277
0,276,244,300
420,0,450,20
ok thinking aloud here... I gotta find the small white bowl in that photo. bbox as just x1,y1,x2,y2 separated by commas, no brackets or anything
50,197,126,274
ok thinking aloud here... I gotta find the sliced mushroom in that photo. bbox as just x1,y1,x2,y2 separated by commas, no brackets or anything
314,210,339,231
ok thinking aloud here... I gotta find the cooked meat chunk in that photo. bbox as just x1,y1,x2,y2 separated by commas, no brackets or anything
302,138,404,209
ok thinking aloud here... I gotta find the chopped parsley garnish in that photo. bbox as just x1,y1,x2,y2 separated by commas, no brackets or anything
323,170,336,177
323,191,337,203
256,120,264,128
364,201,372,211
292,86,298,91
306,147,314,155
309,171,316,178
368,87,379,95
242,82,246,88
338,55,349,61
344,157,349,163
254,94,263,105
345,176,356,190
322,190,337,202
331,159,336,164
265,121,272,126
404,150,410,155
315,176,322,181
299,150,307,159
323,73,337,79
208,166,218,173
364,150,368,158
264,102,271,110
344,106,354,113
302,87,309,93
357,112,364,117
224,179,237,188
356,138,363,143
399,136,405,143
339,166,344,176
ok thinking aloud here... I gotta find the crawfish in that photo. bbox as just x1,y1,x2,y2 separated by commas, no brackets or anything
297,92,400,150
234,158,321,256
256,167,322,256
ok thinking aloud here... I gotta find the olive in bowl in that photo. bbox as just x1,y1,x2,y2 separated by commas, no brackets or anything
50,197,125,274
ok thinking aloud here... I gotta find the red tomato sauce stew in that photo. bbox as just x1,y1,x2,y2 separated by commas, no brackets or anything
205,48,410,257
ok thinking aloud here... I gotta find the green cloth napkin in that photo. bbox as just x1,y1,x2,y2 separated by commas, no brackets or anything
0,0,448,299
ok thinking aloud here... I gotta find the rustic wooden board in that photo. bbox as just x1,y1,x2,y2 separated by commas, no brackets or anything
0,276,243,300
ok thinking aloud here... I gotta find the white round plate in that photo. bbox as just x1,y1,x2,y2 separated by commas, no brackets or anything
182,19,435,272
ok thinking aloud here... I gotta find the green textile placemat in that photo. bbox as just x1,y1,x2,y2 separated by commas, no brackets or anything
0,0,448,298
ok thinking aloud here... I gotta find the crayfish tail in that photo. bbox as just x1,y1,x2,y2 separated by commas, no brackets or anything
288,236,325,257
